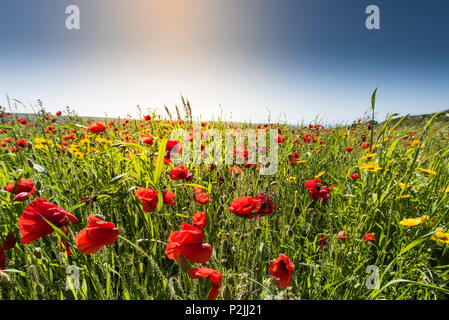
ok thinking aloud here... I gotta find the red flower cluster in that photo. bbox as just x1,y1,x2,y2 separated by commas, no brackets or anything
192,211,207,230
4,179,36,202
305,180,331,201
228,193,275,218
134,188,176,212
165,222,212,263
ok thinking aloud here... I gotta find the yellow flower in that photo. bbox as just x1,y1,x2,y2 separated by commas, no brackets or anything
315,171,325,178
396,195,411,199
441,186,449,193
285,176,296,183
431,230,449,246
80,138,91,145
363,153,376,159
398,182,412,189
74,151,84,159
399,216,429,227
34,144,49,151
417,168,437,175
411,139,420,147
361,162,382,172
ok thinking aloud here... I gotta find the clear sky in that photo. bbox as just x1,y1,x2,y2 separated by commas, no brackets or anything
0,0,448,125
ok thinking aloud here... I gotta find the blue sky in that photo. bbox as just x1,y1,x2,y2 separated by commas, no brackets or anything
0,0,448,125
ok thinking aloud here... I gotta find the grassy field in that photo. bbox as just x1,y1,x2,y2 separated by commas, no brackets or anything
1,92,449,300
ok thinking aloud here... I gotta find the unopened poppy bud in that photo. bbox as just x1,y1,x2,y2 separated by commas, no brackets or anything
35,181,42,191
67,168,71,174
27,141,33,149
270,181,277,186
82,170,89,178
87,186,94,193
222,238,230,251
67,150,73,158
287,227,294,237
293,206,300,216
0,271,11,283
177,253,191,273
35,283,45,295
27,159,34,168
222,285,232,300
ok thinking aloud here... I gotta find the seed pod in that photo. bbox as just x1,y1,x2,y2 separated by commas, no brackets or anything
293,206,300,216
0,271,11,283
222,285,232,300
35,283,45,295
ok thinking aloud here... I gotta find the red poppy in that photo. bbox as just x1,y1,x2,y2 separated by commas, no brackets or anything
140,135,154,146
305,180,330,201
363,233,375,242
268,254,294,288
170,165,189,180
188,266,222,300
135,187,159,212
56,111,62,117
228,196,256,218
75,215,119,254
193,186,204,194
361,142,370,150
5,179,36,202
166,140,182,153
229,165,243,176
88,122,107,134
337,230,349,240
16,139,28,148
192,211,207,230
195,192,211,204
162,191,176,206
349,173,360,179
19,198,78,244
346,147,354,152
165,222,212,263
0,232,16,270
144,115,152,121
253,193,276,217
319,234,327,248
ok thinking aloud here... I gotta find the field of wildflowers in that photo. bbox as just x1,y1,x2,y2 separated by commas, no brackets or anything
1,92,449,300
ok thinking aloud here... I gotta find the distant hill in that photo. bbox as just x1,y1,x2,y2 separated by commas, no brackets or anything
380,110,449,128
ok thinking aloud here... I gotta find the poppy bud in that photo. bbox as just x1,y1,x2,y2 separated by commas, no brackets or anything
35,181,42,191
82,170,89,178
0,271,11,283
27,159,34,168
67,167,71,175
27,141,33,149
293,206,300,216
287,227,294,237
87,186,94,193
222,285,232,300
35,283,45,295
67,150,73,158
222,238,230,251
177,253,191,273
